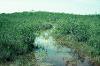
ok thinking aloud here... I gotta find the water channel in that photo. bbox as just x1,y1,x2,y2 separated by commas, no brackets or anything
34,28,93,66
34,28,75,66
0,27,93,66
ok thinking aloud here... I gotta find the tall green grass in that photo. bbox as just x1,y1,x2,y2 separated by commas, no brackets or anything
0,11,100,62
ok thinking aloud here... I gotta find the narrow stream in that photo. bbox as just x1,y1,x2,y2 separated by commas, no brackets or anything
34,28,93,66
0,27,93,66
34,29,76,66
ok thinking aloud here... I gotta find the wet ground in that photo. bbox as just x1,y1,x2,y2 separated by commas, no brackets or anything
0,29,93,66
34,29,93,66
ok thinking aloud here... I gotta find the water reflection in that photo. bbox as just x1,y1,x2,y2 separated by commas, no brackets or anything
0,29,93,66
34,28,93,66
34,30,75,66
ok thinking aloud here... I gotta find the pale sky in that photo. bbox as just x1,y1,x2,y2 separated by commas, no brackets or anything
0,0,100,15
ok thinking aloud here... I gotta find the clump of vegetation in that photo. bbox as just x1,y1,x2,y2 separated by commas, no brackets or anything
0,22,36,62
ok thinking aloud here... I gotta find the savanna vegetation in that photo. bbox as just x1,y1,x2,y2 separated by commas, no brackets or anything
0,11,100,63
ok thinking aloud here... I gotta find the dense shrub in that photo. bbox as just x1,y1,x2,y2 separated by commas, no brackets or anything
56,22,90,42
0,25,36,61
72,23,90,42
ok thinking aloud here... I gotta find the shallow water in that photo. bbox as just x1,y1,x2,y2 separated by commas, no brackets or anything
0,29,93,66
34,29,93,66
34,29,75,66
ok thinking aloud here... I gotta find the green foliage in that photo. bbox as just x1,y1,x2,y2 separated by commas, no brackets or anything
0,11,100,62
0,23,36,61
54,13,100,57
71,23,90,42
56,21,90,42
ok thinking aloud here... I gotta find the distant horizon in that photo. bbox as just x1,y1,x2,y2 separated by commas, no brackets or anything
0,0,100,15
0,10,100,15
